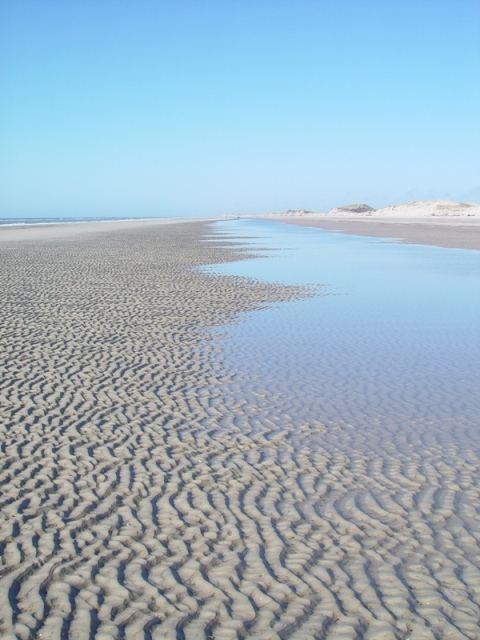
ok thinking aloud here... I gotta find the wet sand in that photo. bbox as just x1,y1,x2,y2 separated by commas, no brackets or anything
269,215,480,250
0,217,210,242
1,220,480,639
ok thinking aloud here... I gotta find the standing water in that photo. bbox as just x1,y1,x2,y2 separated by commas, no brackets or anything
206,219,480,454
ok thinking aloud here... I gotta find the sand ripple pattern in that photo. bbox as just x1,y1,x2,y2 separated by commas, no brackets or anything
1,222,480,639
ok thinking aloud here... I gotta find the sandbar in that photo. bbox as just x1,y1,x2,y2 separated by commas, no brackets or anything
267,215,480,250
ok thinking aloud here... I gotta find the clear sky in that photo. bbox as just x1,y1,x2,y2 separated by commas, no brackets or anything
1,0,479,218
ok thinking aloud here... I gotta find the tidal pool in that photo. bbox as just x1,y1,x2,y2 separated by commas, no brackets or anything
206,219,480,453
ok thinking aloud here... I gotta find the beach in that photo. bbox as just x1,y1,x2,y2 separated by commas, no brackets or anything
267,215,480,251
264,200,480,251
1,219,480,639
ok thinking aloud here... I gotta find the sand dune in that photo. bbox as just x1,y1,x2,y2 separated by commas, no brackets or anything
329,200,480,218
1,221,480,638
267,200,480,219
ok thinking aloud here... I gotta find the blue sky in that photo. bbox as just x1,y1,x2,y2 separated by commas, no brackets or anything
1,0,479,218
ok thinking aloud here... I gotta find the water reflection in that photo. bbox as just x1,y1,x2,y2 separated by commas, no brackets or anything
207,219,480,450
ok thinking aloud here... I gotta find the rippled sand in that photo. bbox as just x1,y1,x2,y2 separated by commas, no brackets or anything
1,221,480,639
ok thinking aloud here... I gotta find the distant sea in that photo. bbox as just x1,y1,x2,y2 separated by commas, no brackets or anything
0,215,171,227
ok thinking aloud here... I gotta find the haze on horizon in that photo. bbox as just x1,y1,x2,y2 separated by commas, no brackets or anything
1,0,479,219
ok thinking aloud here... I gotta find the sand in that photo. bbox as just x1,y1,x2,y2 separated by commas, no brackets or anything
0,217,209,242
1,220,480,639
264,200,480,250
329,200,480,218
269,215,480,250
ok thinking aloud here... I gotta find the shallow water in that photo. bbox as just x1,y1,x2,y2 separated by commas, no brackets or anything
207,219,480,452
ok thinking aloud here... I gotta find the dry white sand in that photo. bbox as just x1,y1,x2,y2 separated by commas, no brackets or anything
1,220,480,639
329,200,480,218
